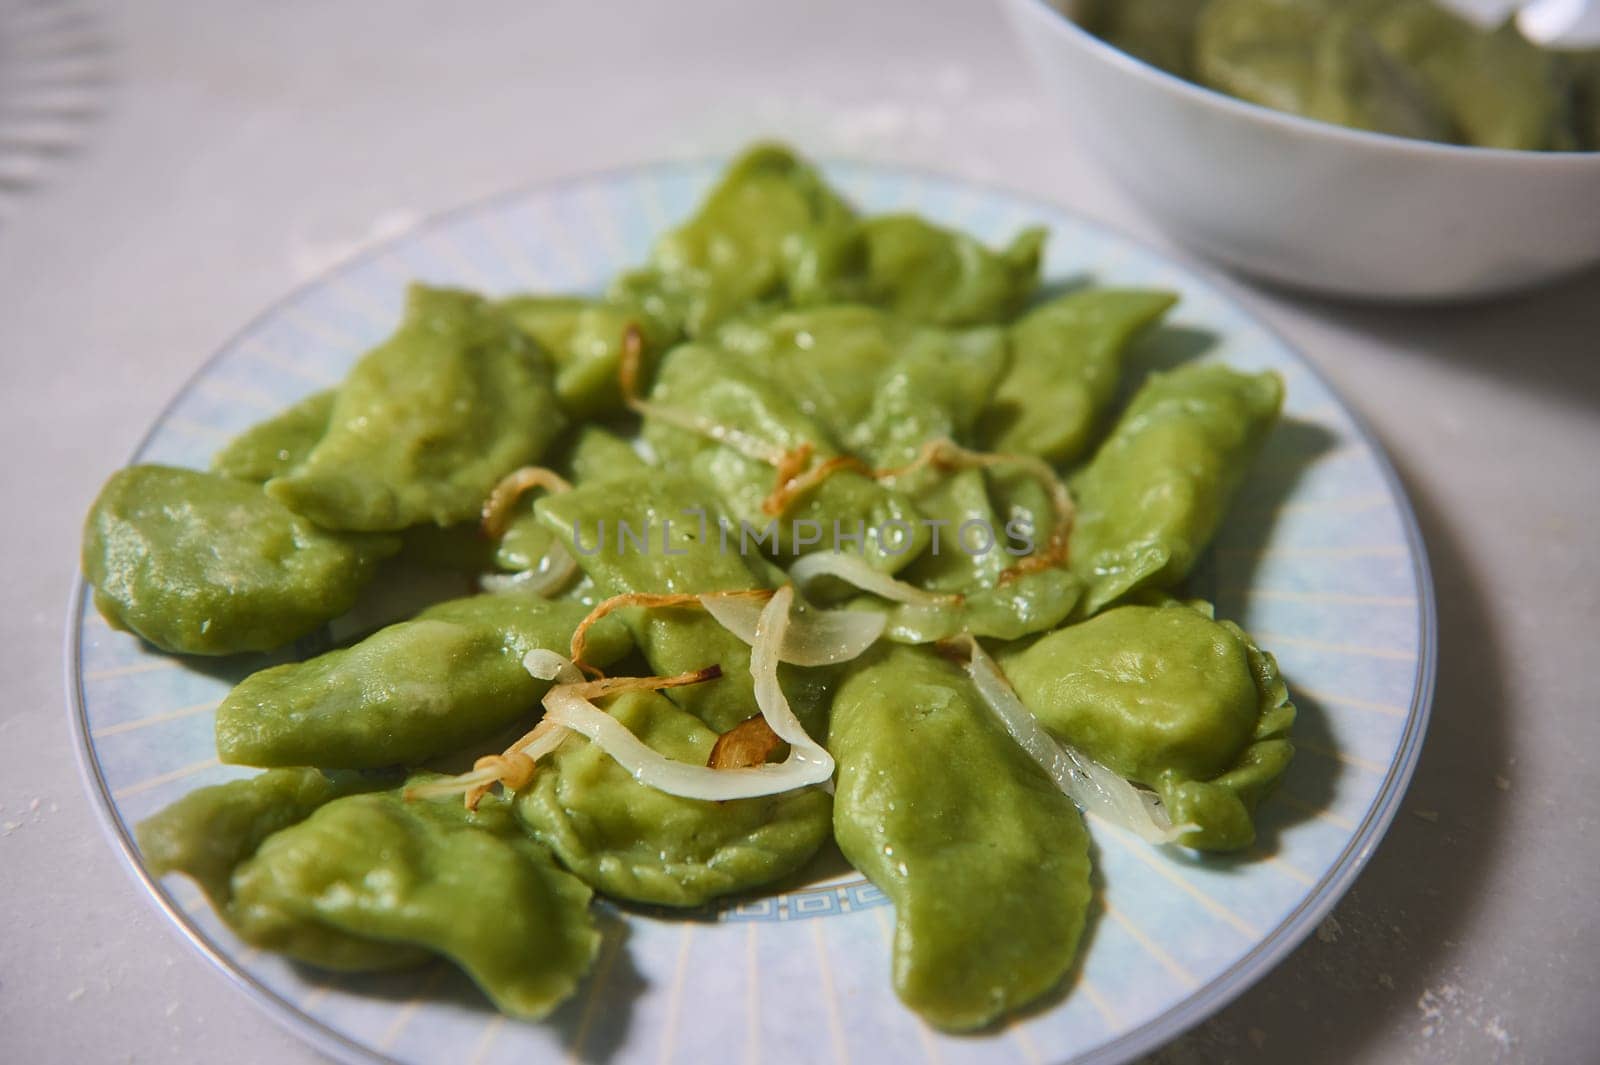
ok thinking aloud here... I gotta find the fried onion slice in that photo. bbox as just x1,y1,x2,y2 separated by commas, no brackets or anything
404,659,725,809
707,714,783,770
481,466,574,539
568,590,773,675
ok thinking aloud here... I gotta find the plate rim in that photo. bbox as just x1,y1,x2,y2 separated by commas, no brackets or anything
64,153,1438,1065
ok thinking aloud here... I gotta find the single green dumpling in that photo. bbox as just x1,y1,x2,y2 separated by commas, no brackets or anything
1000,600,1296,850
1070,362,1282,615
809,215,1045,327
713,305,999,458
215,596,632,769
212,389,334,483
516,691,831,907
229,785,600,1019
614,143,860,337
831,644,1092,1031
83,464,399,655
266,285,565,531
497,295,678,418
981,288,1177,465
850,324,1010,468
137,768,422,971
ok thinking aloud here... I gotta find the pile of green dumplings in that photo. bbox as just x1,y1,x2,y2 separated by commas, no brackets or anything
87,144,1298,1032
1084,0,1600,151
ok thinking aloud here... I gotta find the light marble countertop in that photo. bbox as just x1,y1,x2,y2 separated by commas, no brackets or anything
2,2,1596,1063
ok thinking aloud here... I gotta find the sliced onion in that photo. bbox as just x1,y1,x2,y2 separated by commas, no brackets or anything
748,587,826,753
543,586,834,801
700,591,885,665
480,544,580,599
788,551,958,608
481,467,573,539
523,648,585,686
568,590,766,670
449,651,586,807
954,635,1190,846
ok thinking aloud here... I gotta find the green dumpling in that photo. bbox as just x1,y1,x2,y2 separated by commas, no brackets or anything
215,596,632,769
850,566,1083,644
516,691,831,907
614,143,860,337
497,295,678,419
561,424,652,485
536,473,774,733
831,644,1092,1030
492,511,564,577
849,323,1009,468
870,467,1079,643
137,768,422,971
809,215,1045,327
981,288,1177,465
1070,362,1282,615
266,285,565,531
137,768,387,911
230,784,599,1019
212,389,334,483
712,304,1005,463
491,425,651,575
1000,600,1296,850
642,340,929,573
83,464,399,655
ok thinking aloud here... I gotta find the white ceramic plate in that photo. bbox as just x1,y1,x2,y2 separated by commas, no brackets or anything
69,158,1436,1065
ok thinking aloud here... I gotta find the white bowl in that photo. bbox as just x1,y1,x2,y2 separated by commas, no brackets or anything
999,0,1600,301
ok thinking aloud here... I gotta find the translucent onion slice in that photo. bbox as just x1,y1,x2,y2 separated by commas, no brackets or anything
787,551,959,609
543,586,834,801
524,648,585,686
700,592,885,665
479,543,580,599
426,655,717,809
953,635,1190,846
